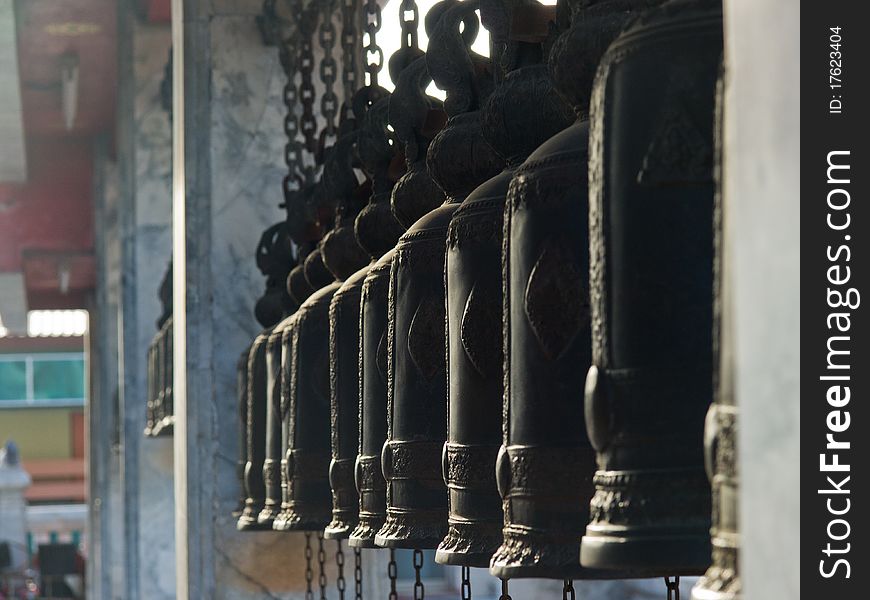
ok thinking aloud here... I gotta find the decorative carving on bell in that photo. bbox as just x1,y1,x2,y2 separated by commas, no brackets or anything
440,0,579,569
692,61,740,600
238,222,295,531
349,52,446,549
276,133,371,532
580,0,722,574
489,0,649,579
374,0,502,550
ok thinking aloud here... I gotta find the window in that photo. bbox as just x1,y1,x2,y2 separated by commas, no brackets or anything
0,353,85,408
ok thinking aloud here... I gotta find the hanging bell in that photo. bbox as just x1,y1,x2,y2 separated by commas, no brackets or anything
375,0,502,550
233,347,251,519
238,327,272,530
440,0,580,569
488,0,648,579
145,335,157,436
325,85,408,540
238,222,295,531
160,317,174,435
349,51,446,548
692,62,740,600
273,245,334,531
278,146,370,532
580,0,722,575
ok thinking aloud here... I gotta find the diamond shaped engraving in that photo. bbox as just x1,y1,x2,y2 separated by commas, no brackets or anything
407,295,445,379
523,239,587,361
460,282,502,377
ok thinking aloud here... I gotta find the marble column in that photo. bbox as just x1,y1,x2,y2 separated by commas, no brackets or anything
89,133,125,599
172,1,392,598
117,1,176,598
722,0,799,598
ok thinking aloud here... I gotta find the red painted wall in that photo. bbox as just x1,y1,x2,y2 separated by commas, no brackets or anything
0,138,95,305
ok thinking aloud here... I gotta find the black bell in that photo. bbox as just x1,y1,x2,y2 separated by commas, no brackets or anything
159,317,174,435
326,86,409,540
488,0,646,579
692,62,740,600
440,0,578,569
233,347,251,519
239,222,295,530
238,327,272,530
375,0,501,550
273,245,334,531
277,141,370,531
145,336,157,436
580,0,722,575
257,319,290,528
349,55,444,549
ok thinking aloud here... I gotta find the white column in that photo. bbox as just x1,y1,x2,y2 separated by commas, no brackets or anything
723,0,800,598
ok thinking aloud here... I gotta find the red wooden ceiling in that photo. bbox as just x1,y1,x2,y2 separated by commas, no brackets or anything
2,0,169,313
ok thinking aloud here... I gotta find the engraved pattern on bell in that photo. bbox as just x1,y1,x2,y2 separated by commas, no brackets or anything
523,237,588,361
580,0,722,576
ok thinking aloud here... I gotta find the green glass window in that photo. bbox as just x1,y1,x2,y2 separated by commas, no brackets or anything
0,353,85,406
32,359,85,400
0,360,27,401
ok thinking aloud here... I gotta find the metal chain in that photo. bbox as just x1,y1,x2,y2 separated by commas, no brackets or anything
399,0,419,51
498,579,512,600
317,532,327,600
562,579,575,600
340,0,359,120
304,532,314,600
278,2,304,194
299,7,319,160
363,0,383,87
354,547,363,600
319,0,339,144
388,548,398,600
336,539,346,600
665,576,681,600
413,549,425,600
461,565,471,600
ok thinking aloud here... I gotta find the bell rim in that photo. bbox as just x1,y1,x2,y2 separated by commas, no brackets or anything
434,548,492,569
579,533,711,576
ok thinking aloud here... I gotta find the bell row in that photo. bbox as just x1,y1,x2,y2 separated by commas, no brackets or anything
233,0,736,596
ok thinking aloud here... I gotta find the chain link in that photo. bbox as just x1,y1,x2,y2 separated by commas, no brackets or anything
413,549,425,600
317,532,327,600
363,0,384,87
335,539,346,600
318,0,339,144
498,579,512,600
340,0,358,120
278,1,304,194
354,547,363,600
304,532,314,600
665,576,681,600
299,7,319,161
399,0,419,51
562,579,575,600
461,565,471,600
388,549,398,600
